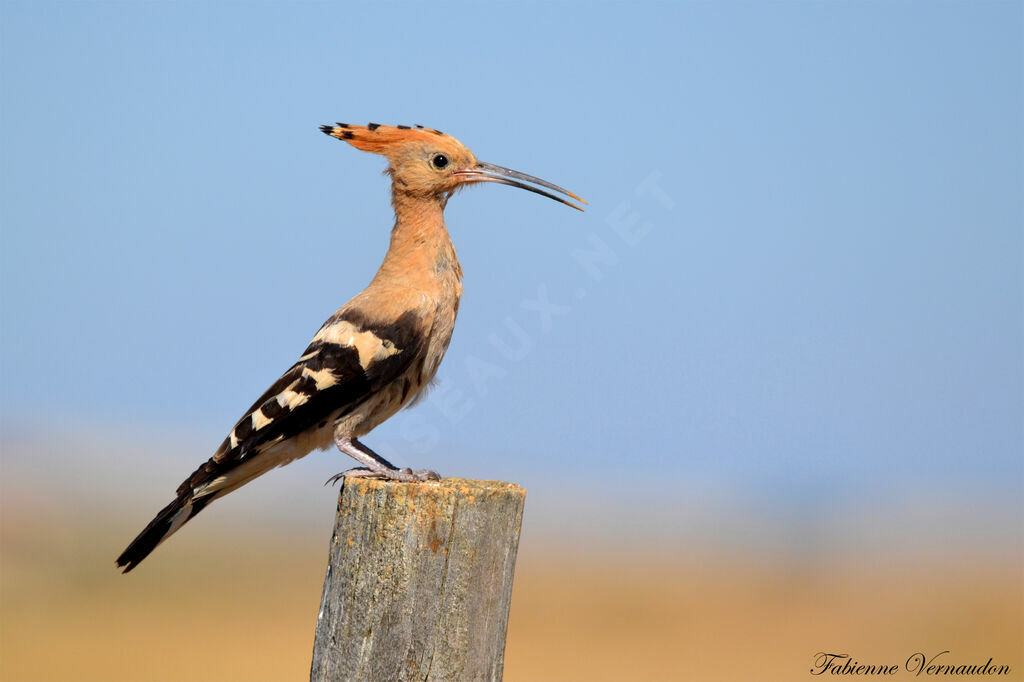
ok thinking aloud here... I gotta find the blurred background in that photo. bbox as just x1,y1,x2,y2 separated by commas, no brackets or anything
1,2,1020,680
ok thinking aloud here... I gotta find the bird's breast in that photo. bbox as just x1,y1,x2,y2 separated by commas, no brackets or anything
335,272,461,439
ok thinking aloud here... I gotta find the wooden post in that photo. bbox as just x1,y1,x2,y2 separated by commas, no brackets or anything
310,477,526,682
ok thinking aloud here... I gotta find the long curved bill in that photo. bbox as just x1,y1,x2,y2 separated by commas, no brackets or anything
454,161,586,211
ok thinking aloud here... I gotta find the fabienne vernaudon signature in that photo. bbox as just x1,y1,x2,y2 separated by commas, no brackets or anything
811,651,1013,677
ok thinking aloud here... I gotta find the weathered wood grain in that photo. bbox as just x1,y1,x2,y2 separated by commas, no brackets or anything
310,477,526,682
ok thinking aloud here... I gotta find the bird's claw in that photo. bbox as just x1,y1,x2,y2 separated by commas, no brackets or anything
412,469,441,481
325,469,359,486
392,467,441,482
325,466,441,486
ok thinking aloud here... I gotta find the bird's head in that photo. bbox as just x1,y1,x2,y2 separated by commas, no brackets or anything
320,122,584,211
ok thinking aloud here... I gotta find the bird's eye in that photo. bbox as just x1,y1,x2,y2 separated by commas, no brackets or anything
431,154,449,170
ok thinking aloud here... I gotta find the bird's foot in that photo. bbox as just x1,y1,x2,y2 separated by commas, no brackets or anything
330,436,441,485
325,466,440,486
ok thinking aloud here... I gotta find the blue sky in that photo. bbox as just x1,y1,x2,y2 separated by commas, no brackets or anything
1,2,1021,524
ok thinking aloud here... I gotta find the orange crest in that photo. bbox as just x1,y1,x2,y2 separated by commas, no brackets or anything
319,122,452,156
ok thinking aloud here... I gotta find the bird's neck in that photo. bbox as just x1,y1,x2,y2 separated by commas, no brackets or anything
373,193,463,290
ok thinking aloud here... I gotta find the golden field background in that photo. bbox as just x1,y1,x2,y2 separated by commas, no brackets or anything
1,432,1021,681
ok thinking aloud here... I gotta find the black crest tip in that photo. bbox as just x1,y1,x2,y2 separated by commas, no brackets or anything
320,125,354,140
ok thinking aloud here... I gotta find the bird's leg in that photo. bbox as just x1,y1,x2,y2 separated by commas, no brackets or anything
326,435,440,485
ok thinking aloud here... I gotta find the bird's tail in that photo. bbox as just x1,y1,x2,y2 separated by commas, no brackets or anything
115,494,211,573
115,449,285,572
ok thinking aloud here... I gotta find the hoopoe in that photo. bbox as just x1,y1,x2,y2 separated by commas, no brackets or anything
115,122,584,572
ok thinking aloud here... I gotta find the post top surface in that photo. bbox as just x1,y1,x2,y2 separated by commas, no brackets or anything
340,476,525,499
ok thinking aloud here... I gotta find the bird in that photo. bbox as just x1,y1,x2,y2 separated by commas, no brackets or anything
115,122,584,573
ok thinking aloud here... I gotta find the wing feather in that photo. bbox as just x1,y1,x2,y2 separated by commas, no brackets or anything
176,309,427,498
